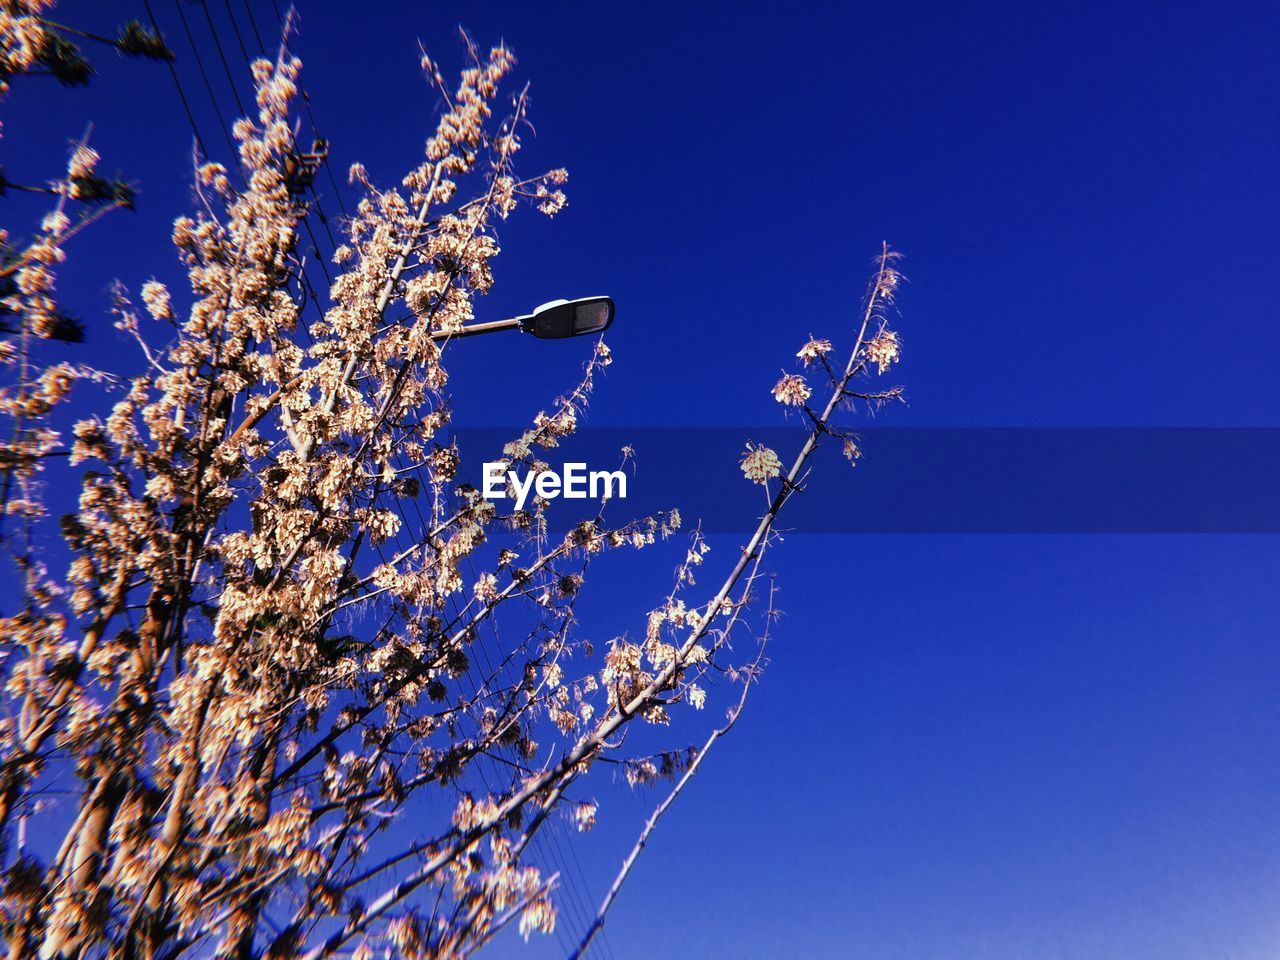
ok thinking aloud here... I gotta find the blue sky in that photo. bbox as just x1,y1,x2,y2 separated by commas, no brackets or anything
6,1,1280,957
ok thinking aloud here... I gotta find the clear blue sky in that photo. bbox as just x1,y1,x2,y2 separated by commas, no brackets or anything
7,1,1280,957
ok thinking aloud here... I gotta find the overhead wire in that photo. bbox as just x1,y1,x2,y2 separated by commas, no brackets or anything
169,0,239,163
240,0,267,53
439,553,593,957
176,3,619,951
195,0,247,116
222,0,253,65
141,0,209,158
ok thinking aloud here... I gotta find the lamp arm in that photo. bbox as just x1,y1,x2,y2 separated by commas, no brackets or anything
429,316,527,341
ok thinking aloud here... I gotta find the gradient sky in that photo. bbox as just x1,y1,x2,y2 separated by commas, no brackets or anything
5,1,1279,957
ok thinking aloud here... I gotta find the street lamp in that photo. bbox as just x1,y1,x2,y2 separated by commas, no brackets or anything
432,296,615,341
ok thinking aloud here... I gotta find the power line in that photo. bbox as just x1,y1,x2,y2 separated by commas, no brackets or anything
459,552,619,960
169,0,239,164
172,2,616,950
261,3,352,223
211,0,342,351
361,440,610,958
302,91,350,220
443,570,589,956
141,0,208,158
196,0,247,116
222,0,253,65
240,0,267,53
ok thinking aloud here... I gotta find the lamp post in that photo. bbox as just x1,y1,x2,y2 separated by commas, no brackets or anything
432,296,614,341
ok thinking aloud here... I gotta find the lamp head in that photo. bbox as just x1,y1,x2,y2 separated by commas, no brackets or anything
520,296,615,339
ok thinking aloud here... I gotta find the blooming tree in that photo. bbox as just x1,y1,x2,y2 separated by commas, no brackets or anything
0,11,908,959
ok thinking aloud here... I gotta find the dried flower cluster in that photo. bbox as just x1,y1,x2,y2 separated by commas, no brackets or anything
771,372,811,406
0,15,908,960
795,337,832,365
0,1,58,96
0,2,172,95
740,443,782,484
866,329,901,374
